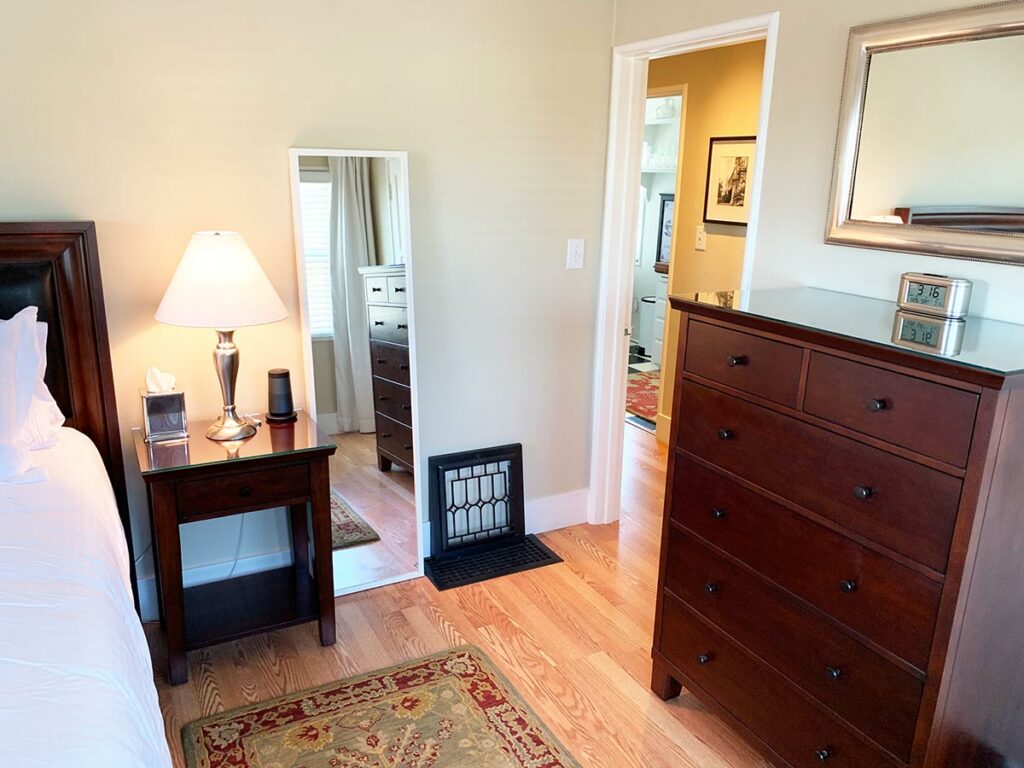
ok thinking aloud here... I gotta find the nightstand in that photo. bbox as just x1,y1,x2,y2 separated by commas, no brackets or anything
132,413,338,685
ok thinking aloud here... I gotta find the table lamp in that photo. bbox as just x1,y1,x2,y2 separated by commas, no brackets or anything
155,231,288,441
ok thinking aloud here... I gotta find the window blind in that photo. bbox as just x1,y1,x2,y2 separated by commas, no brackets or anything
299,180,333,338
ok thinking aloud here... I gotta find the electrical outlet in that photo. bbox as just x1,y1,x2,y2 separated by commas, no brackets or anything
566,238,585,269
695,225,707,252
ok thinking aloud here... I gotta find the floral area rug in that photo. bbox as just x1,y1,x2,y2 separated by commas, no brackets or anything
331,490,381,550
625,370,660,422
182,646,582,768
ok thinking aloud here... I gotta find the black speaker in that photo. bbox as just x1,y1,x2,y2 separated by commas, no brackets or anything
266,368,297,423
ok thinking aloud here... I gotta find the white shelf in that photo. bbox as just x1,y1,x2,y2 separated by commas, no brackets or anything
641,167,676,174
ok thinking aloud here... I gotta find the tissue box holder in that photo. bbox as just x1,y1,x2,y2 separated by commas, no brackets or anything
141,389,189,443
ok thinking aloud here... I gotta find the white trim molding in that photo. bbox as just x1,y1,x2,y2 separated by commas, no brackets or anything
588,13,781,526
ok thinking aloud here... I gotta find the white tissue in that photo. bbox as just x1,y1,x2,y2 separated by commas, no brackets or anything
145,367,176,394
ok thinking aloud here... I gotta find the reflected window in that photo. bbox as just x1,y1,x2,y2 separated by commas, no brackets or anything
299,179,333,338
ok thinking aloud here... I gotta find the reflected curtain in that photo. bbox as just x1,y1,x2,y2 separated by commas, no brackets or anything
328,156,378,433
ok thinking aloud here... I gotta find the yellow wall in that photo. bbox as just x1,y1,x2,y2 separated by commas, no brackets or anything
648,41,765,442
0,0,612,610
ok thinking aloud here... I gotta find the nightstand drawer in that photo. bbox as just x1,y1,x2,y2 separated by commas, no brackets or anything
175,463,310,520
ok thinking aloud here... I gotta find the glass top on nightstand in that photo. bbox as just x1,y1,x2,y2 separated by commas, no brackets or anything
132,411,335,475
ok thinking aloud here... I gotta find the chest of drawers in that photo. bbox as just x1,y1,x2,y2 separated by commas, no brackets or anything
652,292,1024,768
359,264,413,473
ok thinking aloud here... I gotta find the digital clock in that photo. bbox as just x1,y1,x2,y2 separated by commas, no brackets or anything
891,310,965,356
897,272,972,319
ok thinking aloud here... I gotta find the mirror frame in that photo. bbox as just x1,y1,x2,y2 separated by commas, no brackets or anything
825,2,1024,265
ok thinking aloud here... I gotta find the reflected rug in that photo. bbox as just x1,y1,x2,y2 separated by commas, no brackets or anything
331,491,381,550
625,370,659,422
182,646,582,768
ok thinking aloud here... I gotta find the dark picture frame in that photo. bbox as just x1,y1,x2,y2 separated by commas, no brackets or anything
655,193,675,269
703,136,756,227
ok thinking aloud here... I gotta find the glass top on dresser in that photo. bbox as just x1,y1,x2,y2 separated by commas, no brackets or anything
132,411,335,475
678,287,1024,376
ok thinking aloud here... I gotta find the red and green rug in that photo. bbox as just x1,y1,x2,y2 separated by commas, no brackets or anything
182,646,581,767
625,370,660,422
330,490,381,550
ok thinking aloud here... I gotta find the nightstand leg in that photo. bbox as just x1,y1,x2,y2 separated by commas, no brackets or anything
309,458,337,646
377,451,392,472
151,481,187,685
651,654,682,700
289,503,311,578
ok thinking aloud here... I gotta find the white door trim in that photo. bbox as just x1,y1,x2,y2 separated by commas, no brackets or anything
587,13,781,525
287,147,426,591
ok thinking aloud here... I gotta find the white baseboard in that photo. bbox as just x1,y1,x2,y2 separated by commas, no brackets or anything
137,549,293,622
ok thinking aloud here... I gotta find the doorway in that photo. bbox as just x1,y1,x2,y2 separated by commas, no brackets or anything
589,13,780,525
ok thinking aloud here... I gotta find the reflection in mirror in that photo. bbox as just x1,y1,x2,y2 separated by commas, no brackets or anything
289,149,418,593
850,35,1024,233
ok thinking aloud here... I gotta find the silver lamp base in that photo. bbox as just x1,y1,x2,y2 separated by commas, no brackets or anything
206,329,258,442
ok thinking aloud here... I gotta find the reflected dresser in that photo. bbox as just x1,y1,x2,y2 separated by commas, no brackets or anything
652,288,1024,768
359,264,413,473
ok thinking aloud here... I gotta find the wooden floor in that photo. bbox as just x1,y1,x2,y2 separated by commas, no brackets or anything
147,424,768,768
326,432,418,592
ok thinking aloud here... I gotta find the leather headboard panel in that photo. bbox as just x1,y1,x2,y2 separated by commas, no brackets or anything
0,258,73,417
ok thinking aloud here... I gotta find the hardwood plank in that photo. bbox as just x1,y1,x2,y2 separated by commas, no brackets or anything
149,425,766,767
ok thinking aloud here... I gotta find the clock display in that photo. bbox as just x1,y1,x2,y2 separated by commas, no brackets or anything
899,318,940,348
905,281,948,309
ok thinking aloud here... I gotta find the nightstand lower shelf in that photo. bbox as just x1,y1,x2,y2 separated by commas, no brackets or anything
183,566,319,650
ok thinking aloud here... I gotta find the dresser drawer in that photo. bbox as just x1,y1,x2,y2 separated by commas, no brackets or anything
684,321,803,407
376,414,414,465
678,380,962,571
659,596,893,768
671,456,941,668
803,352,978,467
386,275,408,305
368,304,409,346
365,276,389,303
370,341,410,386
175,463,309,521
664,527,923,759
372,377,412,427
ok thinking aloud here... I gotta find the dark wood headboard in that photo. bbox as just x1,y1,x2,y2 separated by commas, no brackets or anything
0,222,136,610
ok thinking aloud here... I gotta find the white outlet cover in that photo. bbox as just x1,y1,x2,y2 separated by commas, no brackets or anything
566,238,585,269
695,225,707,252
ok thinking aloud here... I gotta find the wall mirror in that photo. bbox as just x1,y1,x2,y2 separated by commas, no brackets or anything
288,148,421,594
826,2,1024,264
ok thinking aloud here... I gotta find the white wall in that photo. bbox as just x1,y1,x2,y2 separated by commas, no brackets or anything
851,35,1024,218
615,0,1024,322
0,0,612,616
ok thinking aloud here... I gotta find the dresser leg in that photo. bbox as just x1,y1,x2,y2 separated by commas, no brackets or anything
377,451,392,472
651,655,682,700
310,458,337,647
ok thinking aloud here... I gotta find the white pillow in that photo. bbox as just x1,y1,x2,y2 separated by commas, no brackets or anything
16,322,66,450
0,307,45,482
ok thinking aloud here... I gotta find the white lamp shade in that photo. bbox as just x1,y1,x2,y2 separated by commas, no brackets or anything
155,231,289,328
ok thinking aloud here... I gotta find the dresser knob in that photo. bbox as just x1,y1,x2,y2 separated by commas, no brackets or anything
866,398,887,412
710,507,727,520
696,653,712,665
377,395,390,401
394,287,406,293
397,323,408,330
401,404,411,411
717,429,734,441
704,582,719,594
826,666,844,681
852,485,873,500
814,748,833,761
371,287,382,292
376,358,387,364
403,444,413,450
381,433,392,438
374,320,384,326
238,485,252,498
839,579,858,593
399,364,409,370
726,355,748,367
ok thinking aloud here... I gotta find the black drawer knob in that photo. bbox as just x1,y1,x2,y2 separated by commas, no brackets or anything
399,364,409,370
839,579,858,593
381,433,392,438
866,398,887,412
710,507,727,520
696,653,712,665
397,323,408,330
726,354,748,368
704,582,719,594
376,358,387,364
374,320,384,326
826,666,843,681
238,485,252,498
394,286,406,293
371,286,382,292
403,444,413,450
814,748,833,762
853,485,873,500
377,395,390,401
717,429,734,441
401,404,411,411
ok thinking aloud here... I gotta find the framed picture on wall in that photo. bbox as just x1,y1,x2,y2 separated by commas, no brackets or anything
655,193,674,268
704,136,756,226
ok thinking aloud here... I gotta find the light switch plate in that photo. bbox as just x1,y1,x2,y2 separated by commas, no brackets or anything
695,225,707,252
566,238,585,269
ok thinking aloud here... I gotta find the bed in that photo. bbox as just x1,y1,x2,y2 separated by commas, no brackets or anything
0,223,170,767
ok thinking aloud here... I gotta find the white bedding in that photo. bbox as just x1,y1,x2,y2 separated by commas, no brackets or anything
0,428,170,767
